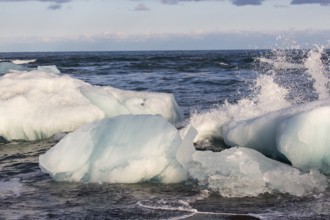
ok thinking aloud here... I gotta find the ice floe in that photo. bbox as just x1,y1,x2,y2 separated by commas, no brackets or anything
0,70,183,141
39,115,187,183
39,115,328,197
189,147,327,197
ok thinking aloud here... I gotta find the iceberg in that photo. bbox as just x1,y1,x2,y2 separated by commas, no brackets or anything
39,115,187,183
189,147,327,197
0,70,183,141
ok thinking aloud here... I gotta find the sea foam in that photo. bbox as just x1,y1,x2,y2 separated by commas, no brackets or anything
11,59,37,65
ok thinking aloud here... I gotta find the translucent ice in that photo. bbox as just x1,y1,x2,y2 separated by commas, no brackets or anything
277,106,330,174
38,113,328,197
81,86,183,125
0,62,31,74
39,115,187,183
189,147,327,197
223,98,330,160
37,65,61,74
0,71,183,141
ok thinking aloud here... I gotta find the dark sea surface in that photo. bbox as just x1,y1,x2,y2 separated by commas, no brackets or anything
1,50,330,219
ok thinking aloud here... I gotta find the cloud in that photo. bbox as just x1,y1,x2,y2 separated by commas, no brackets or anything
274,4,289,8
231,0,264,6
0,0,71,3
161,0,222,5
291,0,330,5
160,0,180,4
0,0,72,10
161,0,178,4
161,0,264,6
1,29,330,52
134,2,150,11
48,3,62,10
160,0,329,6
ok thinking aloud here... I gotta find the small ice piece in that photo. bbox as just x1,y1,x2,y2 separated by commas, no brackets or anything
277,106,330,174
39,115,187,183
189,147,327,197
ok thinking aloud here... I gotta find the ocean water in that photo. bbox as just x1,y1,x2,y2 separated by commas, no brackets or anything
1,49,330,219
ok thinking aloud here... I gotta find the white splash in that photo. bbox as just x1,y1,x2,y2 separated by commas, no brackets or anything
11,59,36,64
187,46,329,147
187,74,290,145
304,46,329,99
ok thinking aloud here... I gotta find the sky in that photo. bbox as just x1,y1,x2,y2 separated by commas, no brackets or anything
0,0,329,52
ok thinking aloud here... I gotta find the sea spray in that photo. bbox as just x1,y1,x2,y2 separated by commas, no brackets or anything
188,70,290,148
188,46,330,149
257,49,304,70
304,46,329,99
260,46,330,102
